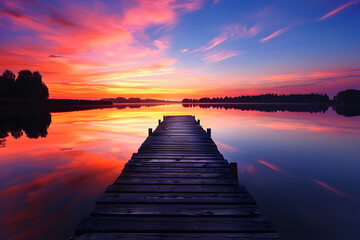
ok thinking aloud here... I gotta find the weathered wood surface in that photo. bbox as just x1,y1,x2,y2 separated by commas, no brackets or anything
71,115,279,239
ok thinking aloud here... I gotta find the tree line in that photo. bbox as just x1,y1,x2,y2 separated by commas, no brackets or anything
183,103,329,113
0,70,49,102
183,93,329,103
101,97,171,103
0,69,113,107
183,90,360,104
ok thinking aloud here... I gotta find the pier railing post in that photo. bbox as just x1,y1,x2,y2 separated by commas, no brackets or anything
197,120,200,125
158,119,161,125
148,128,153,136
207,128,211,137
230,162,238,182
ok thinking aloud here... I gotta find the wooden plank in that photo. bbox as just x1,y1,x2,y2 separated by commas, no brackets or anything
106,184,248,193
126,162,229,168
114,177,238,185
97,192,255,204
122,166,230,173
132,154,224,158
130,157,225,161
92,203,258,216
138,149,220,152
119,172,232,178
71,233,279,240
129,160,228,163
76,216,276,234
136,152,221,155
139,146,218,149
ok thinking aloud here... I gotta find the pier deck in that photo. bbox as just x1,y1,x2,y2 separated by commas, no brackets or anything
71,115,279,239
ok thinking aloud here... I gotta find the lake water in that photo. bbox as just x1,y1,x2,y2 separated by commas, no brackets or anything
1,104,359,240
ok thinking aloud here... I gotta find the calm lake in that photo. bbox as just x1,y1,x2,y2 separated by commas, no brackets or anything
1,104,359,240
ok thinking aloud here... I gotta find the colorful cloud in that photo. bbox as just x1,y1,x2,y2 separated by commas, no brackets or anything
260,27,288,42
318,0,360,21
202,49,242,62
194,23,259,52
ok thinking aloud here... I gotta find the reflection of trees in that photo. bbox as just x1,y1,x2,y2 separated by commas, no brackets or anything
114,103,166,109
0,111,51,147
334,105,360,117
182,103,329,113
0,70,48,103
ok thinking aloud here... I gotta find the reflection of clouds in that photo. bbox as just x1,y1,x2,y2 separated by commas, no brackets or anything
255,159,358,199
255,117,360,134
238,163,256,175
1,105,359,239
215,141,242,153
1,150,126,240
257,122,297,130
258,160,284,173
310,178,358,199
0,108,156,240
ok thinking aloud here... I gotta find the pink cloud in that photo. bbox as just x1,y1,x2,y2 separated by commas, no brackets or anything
202,49,242,62
212,0,221,6
181,48,189,53
122,0,203,29
0,0,206,98
318,0,360,21
194,23,259,52
260,27,288,42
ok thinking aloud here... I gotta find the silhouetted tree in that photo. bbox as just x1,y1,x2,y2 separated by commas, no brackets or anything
334,89,360,104
0,70,16,99
16,70,49,100
102,97,169,103
183,93,330,103
182,103,329,113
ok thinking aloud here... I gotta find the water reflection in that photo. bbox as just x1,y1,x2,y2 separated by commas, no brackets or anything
334,104,360,117
0,111,51,147
0,104,359,240
183,103,330,113
183,103,360,116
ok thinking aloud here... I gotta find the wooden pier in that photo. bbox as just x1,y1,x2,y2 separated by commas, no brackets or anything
71,115,279,239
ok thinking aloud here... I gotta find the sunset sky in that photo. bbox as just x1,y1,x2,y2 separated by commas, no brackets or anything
0,0,359,100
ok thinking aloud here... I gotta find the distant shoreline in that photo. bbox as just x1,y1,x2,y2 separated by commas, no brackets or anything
0,101,358,116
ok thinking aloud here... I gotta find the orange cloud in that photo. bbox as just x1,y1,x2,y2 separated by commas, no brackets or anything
0,0,205,99
318,0,360,21
260,27,288,42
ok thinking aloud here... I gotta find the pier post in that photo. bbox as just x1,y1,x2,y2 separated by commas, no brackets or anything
197,120,200,125
230,162,238,182
207,128,211,137
148,128,153,136
158,119,161,125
